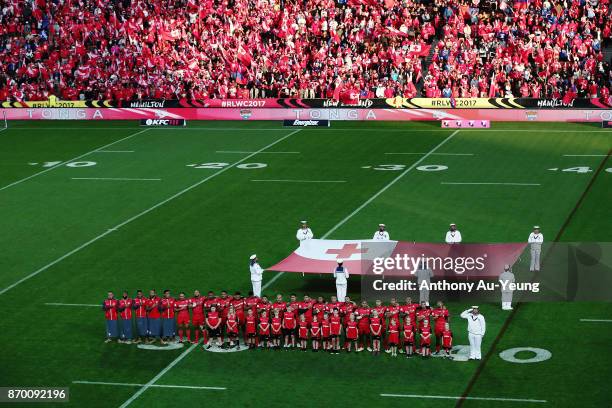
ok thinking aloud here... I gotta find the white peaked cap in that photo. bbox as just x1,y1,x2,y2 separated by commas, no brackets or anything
337,259,344,264
471,305,479,309
450,223,456,226
379,223,386,227
533,225,540,229
301,220,308,224
250,254,257,260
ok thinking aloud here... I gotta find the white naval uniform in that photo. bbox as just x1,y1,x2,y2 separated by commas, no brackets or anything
499,270,515,310
372,231,390,241
416,267,434,305
333,266,349,302
250,261,264,297
528,232,543,271
445,230,462,244
460,309,486,359
296,228,313,243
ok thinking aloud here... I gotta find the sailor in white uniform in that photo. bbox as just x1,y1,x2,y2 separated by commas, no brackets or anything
333,259,349,302
249,254,264,297
296,220,313,244
460,306,486,360
445,223,462,244
528,226,543,272
499,264,515,310
373,224,390,241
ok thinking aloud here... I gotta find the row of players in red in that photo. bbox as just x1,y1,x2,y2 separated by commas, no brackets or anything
102,289,453,357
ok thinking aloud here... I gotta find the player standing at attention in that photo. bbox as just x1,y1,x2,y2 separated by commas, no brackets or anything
330,308,343,354
313,296,326,321
159,290,176,344
345,313,359,352
145,290,161,344
321,312,331,351
282,305,297,348
388,317,400,357
432,301,449,354
258,310,271,349
117,291,133,344
102,292,119,343
296,220,314,243
355,300,371,352
420,319,432,357
190,290,206,344
249,254,264,297
297,314,309,350
528,226,543,272
445,223,462,243
132,290,148,344
442,323,453,358
403,316,415,358
203,291,218,347
333,259,349,302
310,315,321,352
245,291,259,315
271,309,283,349
272,294,287,316
226,306,239,349
175,292,191,343
245,308,257,349
385,298,400,353
373,223,390,240
369,310,382,356
205,305,222,349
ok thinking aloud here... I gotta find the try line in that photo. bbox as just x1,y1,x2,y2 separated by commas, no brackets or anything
74,381,225,391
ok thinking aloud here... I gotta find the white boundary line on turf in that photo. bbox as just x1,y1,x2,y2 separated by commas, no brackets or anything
380,394,547,403
71,177,162,181
45,302,99,307
73,380,226,391
0,129,302,297
251,179,346,183
0,128,151,192
579,318,612,322
441,182,541,186
216,150,300,154
96,150,135,153
385,152,474,156
262,129,460,291
563,154,608,157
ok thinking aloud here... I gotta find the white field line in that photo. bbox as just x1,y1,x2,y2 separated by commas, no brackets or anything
45,302,99,307
0,129,302,297
0,128,150,192
96,150,135,153
251,179,346,183
563,154,608,157
73,380,226,391
441,182,541,186
216,151,300,154
262,129,460,291
71,178,162,181
579,318,612,322
380,394,546,403
385,152,474,156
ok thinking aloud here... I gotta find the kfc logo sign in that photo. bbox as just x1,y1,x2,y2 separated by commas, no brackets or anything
140,118,186,127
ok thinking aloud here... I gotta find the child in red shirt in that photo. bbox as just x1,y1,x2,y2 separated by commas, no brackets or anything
388,317,400,357
420,319,432,357
245,309,257,349
442,322,453,358
225,306,239,349
310,315,321,351
345,313,359,352
403,316,415,357
369,310,382,356
330,308,343,354
271,309,283,350
321,312,331,351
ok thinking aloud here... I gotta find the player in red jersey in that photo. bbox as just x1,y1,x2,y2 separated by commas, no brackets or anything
312,296,326,321
399,297,418,325
402,316,415,357
270,309,283,349
245,308,257,349
225,306,240,349
345,313,359,352
132,290,148,343
329,308,343,354
416,300,432,330
257,295,273,317
217,290,232,321
145,290,161,344
117,291,133,344
258,310,271,348
282,305,297,348
297,314,309,350
310,315,321,351
102,291,119,343
325,295,342,314
159,290,176,344
321,312,331,351
441,322,453,358
272,294,287,317
388,317,400,357
190,290,206,344
245,291,259,316
369,309,382,356
432,301,450,354
385,298,401,353
231,292,246,325
355,300,371,352
175,292,191,343
288,294,300,318
205,305,222,349
419,319,432,357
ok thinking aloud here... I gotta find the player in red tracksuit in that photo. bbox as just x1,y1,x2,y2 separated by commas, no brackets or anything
103,292,119,343
175,292,191,343
442,323,453,358
310,315,321,351
345,313,359,352
297,314,309,350
387,317,400,357
321,312,331,351
432,301,450,354
225,306,239,348
271,309,283,349
403,316,415,357
282,306,297,348
245,308,257,349
385,299,401,353
369,310,382,356
205,305,222,349
329,308,343,354
420,319,432,357
355,301,371,352
258,310,271,348
190,290,206,344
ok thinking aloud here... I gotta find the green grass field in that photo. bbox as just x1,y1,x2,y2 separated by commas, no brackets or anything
0,120,610,408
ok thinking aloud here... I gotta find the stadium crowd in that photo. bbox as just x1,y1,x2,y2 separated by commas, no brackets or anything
102,290,454,358
1,0,609,102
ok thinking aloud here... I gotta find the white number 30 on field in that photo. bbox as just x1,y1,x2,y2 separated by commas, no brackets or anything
189,162,267,170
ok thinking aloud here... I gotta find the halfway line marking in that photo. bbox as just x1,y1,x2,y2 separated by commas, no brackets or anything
216,151,300,154
579,319,612,322
0,128,150,192
262,129,460,291
0,129,302,297
380,394,546,403
441,182,540,186
71,178,162,181
73,380,225,391
251,179,346,183
45,303,99,307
